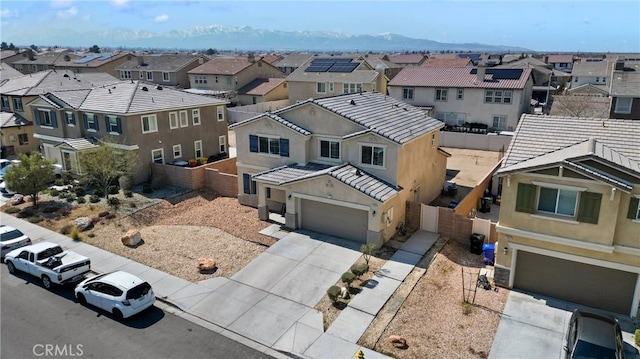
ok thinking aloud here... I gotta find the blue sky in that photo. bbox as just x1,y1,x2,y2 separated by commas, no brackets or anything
1,0,638,52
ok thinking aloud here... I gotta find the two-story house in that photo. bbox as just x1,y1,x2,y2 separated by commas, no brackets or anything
568,59,613,96
286,56,388,104
115,54,207,89
609,59,640,120
0,112,35,158
388,66,533,131
388,54,427,67
494,114,640,316
229,92,449,247
546,54,574,72
11,50,79,74
54,52,134,78
24,81,229,184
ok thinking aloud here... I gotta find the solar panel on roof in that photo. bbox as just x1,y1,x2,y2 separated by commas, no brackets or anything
311,58,338,64
74,54,101,64
306,64,332,72
470,68,524,80
99,53,114,60
333,58,354,63
327,63,358,72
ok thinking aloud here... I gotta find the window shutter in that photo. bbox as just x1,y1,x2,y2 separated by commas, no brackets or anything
83,114,88,129
577,191,602,224
515,183,536,213
33,109,41,126
105,117,110,131
280,138,289,157
94,115,99,131
242,173,251,194
249,135,258,153
627,197,639,219
50,111,58,128
116,118,122,134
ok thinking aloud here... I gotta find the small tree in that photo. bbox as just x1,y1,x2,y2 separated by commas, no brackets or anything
89,45,100,53
29,44,39,52
0,42,7,50
78,140,138,199
327,285,341,304
8,43,16,50
3,153,55,207
205,48,217,56
360,244,376,266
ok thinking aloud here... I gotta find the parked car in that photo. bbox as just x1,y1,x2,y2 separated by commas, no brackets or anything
75,271,156,320
564,309,625,359
0,225,32,258
4,242,91,289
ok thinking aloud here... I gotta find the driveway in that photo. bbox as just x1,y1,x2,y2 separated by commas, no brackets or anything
489,290,639,359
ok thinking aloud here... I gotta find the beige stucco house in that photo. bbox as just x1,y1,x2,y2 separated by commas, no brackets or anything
0,112,36,158
115,54,207,89
229,92,449,247
236,78,288,105
494,114,640,317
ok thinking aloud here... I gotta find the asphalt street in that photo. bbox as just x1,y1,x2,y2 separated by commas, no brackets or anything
1,265,273,359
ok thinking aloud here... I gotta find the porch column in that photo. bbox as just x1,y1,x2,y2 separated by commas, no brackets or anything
284,193,298,230
257,183,269,221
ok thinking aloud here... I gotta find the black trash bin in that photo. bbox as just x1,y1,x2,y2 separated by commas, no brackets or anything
469,233,485,255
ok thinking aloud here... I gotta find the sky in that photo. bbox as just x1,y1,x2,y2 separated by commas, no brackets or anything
1,0,639,52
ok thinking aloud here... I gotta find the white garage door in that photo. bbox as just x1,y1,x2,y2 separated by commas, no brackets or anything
301,199,368,242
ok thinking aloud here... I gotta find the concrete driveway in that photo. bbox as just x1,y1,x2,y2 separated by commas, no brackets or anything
489,290,640,359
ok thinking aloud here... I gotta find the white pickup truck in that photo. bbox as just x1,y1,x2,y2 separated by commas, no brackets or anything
4,241,91,289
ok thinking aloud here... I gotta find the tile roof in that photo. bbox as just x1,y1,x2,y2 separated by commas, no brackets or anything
188,57,253,75
571,60,614,77
0,62,23,79
260,55,281,64
546,54,574,63
286,68,380,83
499,115,640,173
116,54,203,71
610,63,640,96
55,52,132,68
421,58,473,68
229,112,312,136
253,162,401,202
0,50,23,60
0,111,31,128
238,78,286,96
12,51,78,65
55,138,98,151
388,66,532,89
48,80,228,114
273,53,314,68
389,54,425,64
0,70,120,96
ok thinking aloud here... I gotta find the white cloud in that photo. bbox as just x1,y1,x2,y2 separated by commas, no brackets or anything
155,14,169,23
0,8,19,18
82,14,91,21
110,0,130,8
583,17,591,24
57,6,78,20
51,0,73,8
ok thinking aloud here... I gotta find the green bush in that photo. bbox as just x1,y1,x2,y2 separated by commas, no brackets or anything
94,188,105,198
60,224,74,235
108,185,119,195
54,179,65,186
70,227,80,241
50,189,60,197
87,233,95,238
350,263,369,278
74,187,86,197
124,190,133,198
66,196,76,203
89,195,100,203
27,216,43,223
77,196,86,204
341,271,356,288
4,207,20,214
635,329,640,347
327,285,341,304
16,208,34,218
107,197,120,209
142,182,153,193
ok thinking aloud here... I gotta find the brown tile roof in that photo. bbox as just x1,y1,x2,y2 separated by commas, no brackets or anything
56,52,133,68
238,78,286,96
421,58,473,68
546,54,574,63
389,54,426,64
188,57,253,75
260,55,281,64
388,66,532,89
1,50,23,60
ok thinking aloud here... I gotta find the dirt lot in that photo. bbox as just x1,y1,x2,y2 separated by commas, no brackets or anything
442,147,503,188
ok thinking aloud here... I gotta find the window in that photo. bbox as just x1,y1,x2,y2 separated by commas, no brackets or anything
252,96,257,104
12,98,23,111
343,83,362,94
146,71,153,81
226,76,232,85
18,133,28,145
242,173,257,195
614,97,632,114
266,187,271,198
151,149,164,164
515,183,602,224
192,109,200,125
628,197,640,220
179,110,188,127
172,144,182,158
85,113,98,131
119,70,131,79
1,96,9,109
169,112,178,129
361,145,384,167
435,88,448,101
217,107,225,122
436,112,466,126
317,82,326,93
492,115,508,130
249,135,289,157
65,111,75,126
163,72,170,82
215,76,219,83
320,140,340,160
105,115,121,134
403,88,414,100
537,187,578,216
328,82,334,92
141,114,158,133
456,88,464,100
194,140,203,158
219,135,226,153
194,75,207,84
485,90,512,104
35,108,56,127
559,63,567,68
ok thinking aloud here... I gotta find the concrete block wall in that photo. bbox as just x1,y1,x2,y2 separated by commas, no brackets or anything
205,169,238,197
438,207,473,244
207,157,237,174
405,201,421,231
454,160,502,217
440,132,512,152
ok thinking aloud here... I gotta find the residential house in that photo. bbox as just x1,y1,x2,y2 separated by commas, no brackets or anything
258,55,282,66
1,62,23,79
496,56,570,103
388,66,533,131
0,112,36,158
389,54,427,67
229,92,448,246
25,81,229,184
273,53,314,75
1,49,26,67
286,56,388,104
546,54,574,72
609,59,640,120
359,54,404,81
237,78,288,105
54,52,135,78
570,60,614,93
11,50,78,74
115,54,207,88
494,114,640,316
420,58,473,68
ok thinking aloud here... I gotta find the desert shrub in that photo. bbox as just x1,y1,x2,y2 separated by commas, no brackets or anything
70,227,80,241
87,233,95,238
76,196,86,204
60,224,74,235
360,244,376,265
327,285,341,304
108,185,119,195
89,195,100,203
107,197,120,209
57,208,71,217
94,188,105,198
124,190,133,198
4,207,20,214
105,213,116,219
98,211,110,217
142,182,153,193
66,196,76,203
341,271,356,288
635,329,640,347
54,178,65,186
42,205,60,213
350,263,369,278
58,192,69,199
74,187,86,197
27,216,43,223
50,189,60,197
17,208,34,218
129,202,137,208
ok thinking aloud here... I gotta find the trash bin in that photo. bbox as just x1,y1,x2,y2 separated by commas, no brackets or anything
479,197,492,213
469,233,485,255
482,243,495,265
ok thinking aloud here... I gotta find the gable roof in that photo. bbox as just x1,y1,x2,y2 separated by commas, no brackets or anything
55,138,98,151
389,54,426,65
0,70,120,96
56,52,132,69
389,66,532,89
0,111,31,128
546,54,574,64
1,50,24,60
549,95,610,118
188,57,264,75
499,115,640,179
285,56,379,83
610,62,640,97
273,53,314,68
12,51,78,66
0,62,23,79
421,58,473,68
116,54,204,72
237,78,286,96
571,60,614,77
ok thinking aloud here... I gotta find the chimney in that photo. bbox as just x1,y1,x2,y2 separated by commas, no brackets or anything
615,57,625,71
476,65,486,82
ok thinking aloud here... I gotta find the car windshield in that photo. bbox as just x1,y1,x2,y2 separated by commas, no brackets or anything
36,246,64,260
126,282,151,300
572,340,616,359
1,229,24,242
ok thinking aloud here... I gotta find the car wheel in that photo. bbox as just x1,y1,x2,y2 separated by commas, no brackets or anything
6,261,15,274
42,275,52,289
113,308,124,321
76,293,86,305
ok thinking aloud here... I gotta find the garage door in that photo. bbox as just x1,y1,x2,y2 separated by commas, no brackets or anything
514,251,637,314
301,199,368,242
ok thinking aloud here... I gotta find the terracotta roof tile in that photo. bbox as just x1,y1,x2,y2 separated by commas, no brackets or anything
238,78,286,96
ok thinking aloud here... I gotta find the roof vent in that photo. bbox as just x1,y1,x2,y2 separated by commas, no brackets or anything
350,99,356,105
63,74,69,78
141,86,148,91
64,55,71,62
355,169,363,176
156,85,163,90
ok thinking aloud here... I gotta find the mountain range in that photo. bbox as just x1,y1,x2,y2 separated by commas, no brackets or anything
6,25,530,52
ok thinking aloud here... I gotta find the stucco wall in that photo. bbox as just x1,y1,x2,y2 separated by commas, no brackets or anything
1,126,38,156
440,132,513,151
287,80,378,104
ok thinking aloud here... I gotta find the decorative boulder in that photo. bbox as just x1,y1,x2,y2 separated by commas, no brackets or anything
389,335,408,349
10,194,24,205
197,258,217,272
74,217,93,232
121,230,142,247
